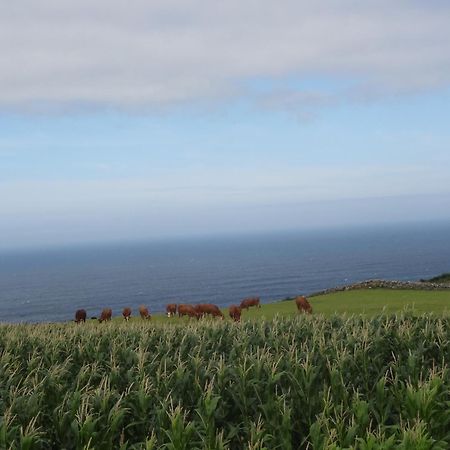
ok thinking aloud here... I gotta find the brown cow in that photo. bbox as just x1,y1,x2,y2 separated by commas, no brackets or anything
194,304,205,318
240,296,260,310
178,304,200,319
166,303,177,317
229,305,242,322
195,303,224,319
98,308,112,322
122,307,132,321
138,305,151,320
74,309,87,323
295,296,312,314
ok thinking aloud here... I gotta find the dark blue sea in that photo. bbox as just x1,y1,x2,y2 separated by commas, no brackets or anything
1,222,449,323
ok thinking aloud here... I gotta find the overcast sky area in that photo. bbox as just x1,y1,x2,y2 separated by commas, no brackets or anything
1,1,450,250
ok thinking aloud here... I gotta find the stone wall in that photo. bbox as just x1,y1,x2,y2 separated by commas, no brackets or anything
309,279,450,297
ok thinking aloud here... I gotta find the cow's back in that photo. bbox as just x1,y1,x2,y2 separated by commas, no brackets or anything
178,304,198,318
196,303,223,318
240,296,260,309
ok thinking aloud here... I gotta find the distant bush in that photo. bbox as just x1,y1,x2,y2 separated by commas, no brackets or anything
0,315,449,449
421,272,450,283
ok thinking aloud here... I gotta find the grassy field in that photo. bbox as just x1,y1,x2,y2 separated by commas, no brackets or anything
254,288,450,319
118,288,450,324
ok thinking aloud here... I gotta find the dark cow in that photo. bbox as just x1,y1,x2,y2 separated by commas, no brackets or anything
74,309,87,323
139,305,151,320
240,296,260,310
122,307,132,321
295,296,312,314
178,304,200,319
166,303,177,317
229,305,242,322
195,303,224,319
98,308,112,322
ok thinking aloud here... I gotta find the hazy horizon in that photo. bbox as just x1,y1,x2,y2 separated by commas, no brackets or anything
1,217,449,254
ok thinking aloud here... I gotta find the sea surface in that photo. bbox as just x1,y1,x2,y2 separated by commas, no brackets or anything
1,222,449,323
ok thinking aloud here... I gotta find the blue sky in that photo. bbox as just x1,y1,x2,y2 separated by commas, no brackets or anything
1,1,450,249
2,90,450,178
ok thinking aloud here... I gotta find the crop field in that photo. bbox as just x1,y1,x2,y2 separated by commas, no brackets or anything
1,311,450,449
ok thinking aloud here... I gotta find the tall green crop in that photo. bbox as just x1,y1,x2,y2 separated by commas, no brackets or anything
0,313,449,449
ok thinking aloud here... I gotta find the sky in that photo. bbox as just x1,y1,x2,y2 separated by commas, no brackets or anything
1,1,450,249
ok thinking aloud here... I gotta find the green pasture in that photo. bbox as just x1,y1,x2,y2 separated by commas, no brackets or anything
253,288,450,319
105,288,450,325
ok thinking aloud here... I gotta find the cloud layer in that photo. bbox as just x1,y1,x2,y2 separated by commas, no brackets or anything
1,1,450,111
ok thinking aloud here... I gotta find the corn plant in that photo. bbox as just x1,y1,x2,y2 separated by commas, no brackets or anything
0,312,449,449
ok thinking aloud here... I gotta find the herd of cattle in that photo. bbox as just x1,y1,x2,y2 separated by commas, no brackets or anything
74,295,312,323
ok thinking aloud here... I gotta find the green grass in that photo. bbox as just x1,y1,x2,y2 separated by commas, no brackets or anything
253,288,450,319
111,289,450,324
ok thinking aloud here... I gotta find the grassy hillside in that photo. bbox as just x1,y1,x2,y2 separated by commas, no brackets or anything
1,314,449,449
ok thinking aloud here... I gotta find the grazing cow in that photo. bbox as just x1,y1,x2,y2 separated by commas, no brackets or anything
194,304,207,318
240,296,260,310
229,305,242,322
166,303,177,317
295,296,312,314
195,303,224,319
98,308,112,323
138,305,151,320
74,309,87,323
178,304,200,319
122,307,132,321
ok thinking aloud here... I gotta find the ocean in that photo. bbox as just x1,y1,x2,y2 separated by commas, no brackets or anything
1,222,449,323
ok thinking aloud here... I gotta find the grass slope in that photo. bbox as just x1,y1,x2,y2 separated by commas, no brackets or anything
115,288,450,324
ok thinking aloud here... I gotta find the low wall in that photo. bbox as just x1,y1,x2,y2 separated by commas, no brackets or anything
309,279,450,297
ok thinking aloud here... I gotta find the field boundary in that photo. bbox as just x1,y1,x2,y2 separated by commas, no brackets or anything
309,278,450,297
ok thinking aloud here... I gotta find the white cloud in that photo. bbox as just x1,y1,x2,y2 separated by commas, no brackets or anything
0,1,449,112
